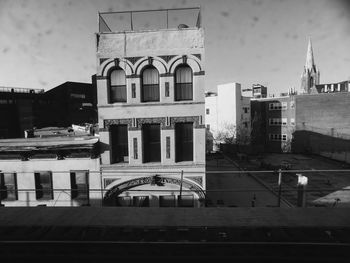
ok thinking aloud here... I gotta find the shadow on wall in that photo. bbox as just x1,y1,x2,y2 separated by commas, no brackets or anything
292,130,350,164
99,142,110,154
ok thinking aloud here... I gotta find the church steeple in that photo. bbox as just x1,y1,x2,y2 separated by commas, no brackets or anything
300,37,320,94
305,38,315,70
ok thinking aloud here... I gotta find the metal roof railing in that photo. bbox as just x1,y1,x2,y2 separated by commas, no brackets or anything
98,7,201,33
0,87,45,94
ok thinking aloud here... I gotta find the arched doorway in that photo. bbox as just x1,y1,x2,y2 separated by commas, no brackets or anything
103,175,205,207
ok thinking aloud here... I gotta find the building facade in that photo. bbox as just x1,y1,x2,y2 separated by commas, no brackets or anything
42,80,97,128
0,136,100,207
0,87,45,139
252,84,267,98
205,83,251,149
95,8,206,207
251,95,296,153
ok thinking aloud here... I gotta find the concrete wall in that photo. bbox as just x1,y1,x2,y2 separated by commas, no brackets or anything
97,29,204,59
216,83,241,133
294,92,350,163
0,158,101,207
295,93,350,135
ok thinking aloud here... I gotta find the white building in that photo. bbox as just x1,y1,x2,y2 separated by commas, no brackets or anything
96,8,206,207
0,136,100,207
205,83,251,150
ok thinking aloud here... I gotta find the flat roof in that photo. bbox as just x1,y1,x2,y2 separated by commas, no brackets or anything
0,136,98,151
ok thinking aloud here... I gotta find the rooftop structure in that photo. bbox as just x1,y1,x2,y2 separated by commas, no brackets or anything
98,7,201,33
0,86,44,94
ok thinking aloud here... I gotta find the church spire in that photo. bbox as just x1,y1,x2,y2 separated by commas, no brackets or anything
305,37,315,70
300,37,320,94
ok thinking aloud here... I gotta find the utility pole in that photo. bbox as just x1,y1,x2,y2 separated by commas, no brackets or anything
277,169,282,207
179,170,184,199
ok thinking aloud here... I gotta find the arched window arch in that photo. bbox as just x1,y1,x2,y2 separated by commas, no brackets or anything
109,67,126,103
174,64,193,101
141,65,159,102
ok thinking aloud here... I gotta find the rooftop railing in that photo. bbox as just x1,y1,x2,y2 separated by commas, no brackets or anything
0,87,45,94
98,7,201,33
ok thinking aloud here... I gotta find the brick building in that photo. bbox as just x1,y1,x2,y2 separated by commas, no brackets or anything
251,95,296,153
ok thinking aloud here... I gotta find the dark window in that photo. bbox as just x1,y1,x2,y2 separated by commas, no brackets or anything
70,171,89,202
143,124,161,163
131,83,136,98
175,64,193,101
133,196,149,207
165,82,170,97
166,136,171,159
206,124,210,130
109,68,126,103
206,108,209,115
110,125,129,163
175,123,193,162
117,196,132,206
159,195,176,207
141,66,159,102
34,171,53,200
178,195,194,207
0,173,17,201
133,138,138,159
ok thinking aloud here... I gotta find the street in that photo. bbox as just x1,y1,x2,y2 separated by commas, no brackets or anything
206,154,290,207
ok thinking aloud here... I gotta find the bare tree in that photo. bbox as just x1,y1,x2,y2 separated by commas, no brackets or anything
214,123,250,145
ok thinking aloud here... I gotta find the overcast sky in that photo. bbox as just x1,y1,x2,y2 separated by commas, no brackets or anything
1,0,349,95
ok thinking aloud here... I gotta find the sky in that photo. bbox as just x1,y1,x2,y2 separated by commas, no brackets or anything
1,0,350,95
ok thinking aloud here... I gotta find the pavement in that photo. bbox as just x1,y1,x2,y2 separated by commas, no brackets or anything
205,154,290,207
228,153,350,207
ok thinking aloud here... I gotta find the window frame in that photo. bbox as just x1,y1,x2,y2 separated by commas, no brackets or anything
174,64,193,101
110,124,129,163
0,172,18,201
142,123,161,163
141,65,160,102
175,122,194,162
108,67,127,103
34,171,54,200
70,170,89,202
269,133,288,141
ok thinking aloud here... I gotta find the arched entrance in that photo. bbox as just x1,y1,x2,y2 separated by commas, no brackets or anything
103,175,205,207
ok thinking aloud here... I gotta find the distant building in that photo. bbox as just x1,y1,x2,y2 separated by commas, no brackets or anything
0,134,100,207
315,80,350,94
0,87,45,139
251,95,296,153
300,38,320,94
41,80,97,128
0,79,97,139
96,8,206,207
252,84,267,98
205,83,251,149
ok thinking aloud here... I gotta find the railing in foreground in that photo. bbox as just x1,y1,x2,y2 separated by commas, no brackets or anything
1,168,349,208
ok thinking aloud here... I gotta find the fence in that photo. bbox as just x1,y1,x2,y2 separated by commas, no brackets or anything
98,7,201,33
1,168,350,208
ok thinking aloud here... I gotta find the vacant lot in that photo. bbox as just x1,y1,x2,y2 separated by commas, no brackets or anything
228,153,350,207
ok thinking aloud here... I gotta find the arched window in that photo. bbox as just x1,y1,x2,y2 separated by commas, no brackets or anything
109,68,126,103
141,66,159,102
175,64,193,101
